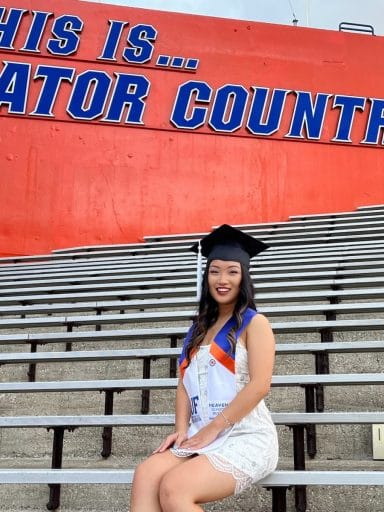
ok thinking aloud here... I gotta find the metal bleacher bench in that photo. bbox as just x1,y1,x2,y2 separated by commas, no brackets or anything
1,285,384,307
1,267,384,292
0,373,382,478
0,468,382,512
0,412,383,512
1,232,384,265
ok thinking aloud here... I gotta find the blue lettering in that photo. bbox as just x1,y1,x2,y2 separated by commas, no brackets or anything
30,65,75,117
123,24,157,64
171,80,212,129
247,87,290,135
362,99,384,145
47,15,83,56
191,396,199,415
287,92,331,139
0,7,27,49
0,61,30,114
332,95,366,142
67,70,112,120
98,20,128,60
209,85,248,132
103,73,149,124
20,11,52,53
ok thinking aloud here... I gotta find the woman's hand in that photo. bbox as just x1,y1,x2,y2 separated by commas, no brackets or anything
179,422,222,451
152,431,188,454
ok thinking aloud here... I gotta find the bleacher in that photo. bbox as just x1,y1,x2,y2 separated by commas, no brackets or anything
0,204,383,512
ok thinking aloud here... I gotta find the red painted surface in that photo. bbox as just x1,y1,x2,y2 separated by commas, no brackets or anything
0,0,383,255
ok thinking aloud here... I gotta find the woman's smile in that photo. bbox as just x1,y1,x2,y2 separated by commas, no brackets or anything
208,260,242,305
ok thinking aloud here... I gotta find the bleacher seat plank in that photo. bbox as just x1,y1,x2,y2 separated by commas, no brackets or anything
2,275,384,300
1,258,384,283
4,298,384,318
144,219,384,243
2,302,384,330
1,412,383,428
1,341,383,366
0,373,382,394
1,244,384,274
2,235,384,266
52,227,384,254
289,209,384,221
1,319,384,347
2,266,384,290
0,469,382,486
1,286,384,307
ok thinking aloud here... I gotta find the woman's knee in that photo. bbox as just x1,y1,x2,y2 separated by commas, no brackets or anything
133,455,162,491
159,472,188,511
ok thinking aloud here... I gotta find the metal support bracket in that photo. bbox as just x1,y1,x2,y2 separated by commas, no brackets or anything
46,426,76,510
289,424,307,512
95,308,102,331
141,357,151,414
65,323,73,352
169,336,178,378
101,389,119,458
265,486,290,512
27,342,38,382
304,385,317,459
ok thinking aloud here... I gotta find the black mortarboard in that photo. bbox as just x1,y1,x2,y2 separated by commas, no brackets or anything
190,224,268,299
190,224,268,267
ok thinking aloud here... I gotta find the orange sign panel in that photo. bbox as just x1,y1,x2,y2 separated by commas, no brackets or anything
0,0,383,254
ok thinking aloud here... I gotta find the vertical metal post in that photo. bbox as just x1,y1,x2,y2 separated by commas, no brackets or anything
270,487,288,512
141,357,151,414
316,297,338,411
95,308,102,331
46,427,65,510
101,390,114,458
169,336,178,378
65,323,73,352
304,385,317,458
291,425,306,512
27,342,37,382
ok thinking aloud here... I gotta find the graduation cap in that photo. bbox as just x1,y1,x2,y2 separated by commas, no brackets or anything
190,224,269,299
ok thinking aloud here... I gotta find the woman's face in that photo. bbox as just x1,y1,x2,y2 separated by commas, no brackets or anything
208,259,242,306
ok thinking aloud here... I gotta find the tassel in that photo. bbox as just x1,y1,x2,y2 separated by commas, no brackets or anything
196,240,202,301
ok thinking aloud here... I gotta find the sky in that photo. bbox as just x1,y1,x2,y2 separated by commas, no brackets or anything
80,0,384,36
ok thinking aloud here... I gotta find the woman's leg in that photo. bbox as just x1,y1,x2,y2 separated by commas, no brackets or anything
159,454,236,512
130,450,191,512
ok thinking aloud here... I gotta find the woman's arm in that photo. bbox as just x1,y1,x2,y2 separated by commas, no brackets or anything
214,313,275,424
153,378,191,453
175,378,192,432
180,313,275,450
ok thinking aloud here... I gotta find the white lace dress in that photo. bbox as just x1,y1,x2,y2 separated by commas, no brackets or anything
171,342,279,494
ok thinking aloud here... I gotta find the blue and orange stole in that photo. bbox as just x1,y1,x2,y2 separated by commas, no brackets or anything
178,308,257,442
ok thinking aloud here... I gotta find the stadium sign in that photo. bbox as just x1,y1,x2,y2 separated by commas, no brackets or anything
1,6,384,146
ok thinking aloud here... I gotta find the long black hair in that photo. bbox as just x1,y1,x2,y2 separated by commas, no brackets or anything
185,262,256,366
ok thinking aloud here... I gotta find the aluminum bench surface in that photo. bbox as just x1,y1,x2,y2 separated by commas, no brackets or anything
0,373,382,393
0,341,383,365
2,319,384,348
1,302,384,330
1,258,383,282
1,276,384,299
0,469,382,486
2,298,384,317
0,286,384,307
1,412,383,428
2,267,384,290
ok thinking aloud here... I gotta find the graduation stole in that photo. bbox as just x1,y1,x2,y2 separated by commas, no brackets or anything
179,308,257,432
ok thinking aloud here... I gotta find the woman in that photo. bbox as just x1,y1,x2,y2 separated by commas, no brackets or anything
130,224,278,512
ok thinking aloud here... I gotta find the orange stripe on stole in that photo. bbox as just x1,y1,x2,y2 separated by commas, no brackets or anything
210,341,235,374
